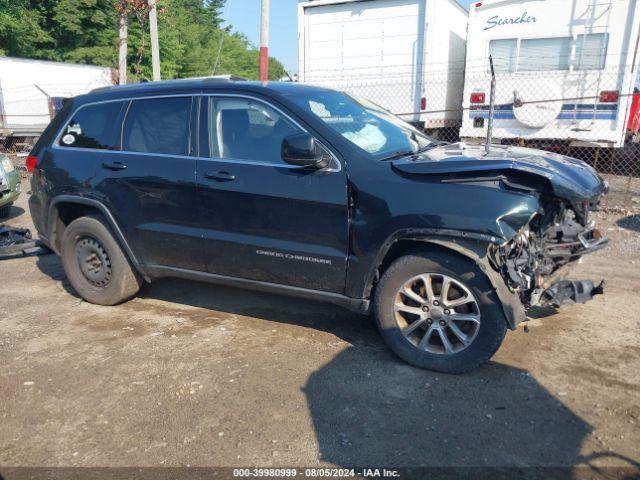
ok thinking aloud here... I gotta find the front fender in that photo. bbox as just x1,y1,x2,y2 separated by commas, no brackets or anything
361,232,526,329
420,237,526,329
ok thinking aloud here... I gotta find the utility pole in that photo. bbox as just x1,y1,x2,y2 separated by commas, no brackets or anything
148,0,161,81
259,0,270,82
118,11,128,85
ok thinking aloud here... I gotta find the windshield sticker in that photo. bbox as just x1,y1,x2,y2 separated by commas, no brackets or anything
62,134,76,145
484,12,536,31
67,124,82,136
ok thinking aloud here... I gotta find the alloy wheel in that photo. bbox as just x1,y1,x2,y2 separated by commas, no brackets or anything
393,273,481,355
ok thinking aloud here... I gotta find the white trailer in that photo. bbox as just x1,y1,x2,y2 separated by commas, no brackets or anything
460,0,640,148
298,0,468,131
0,57,113,141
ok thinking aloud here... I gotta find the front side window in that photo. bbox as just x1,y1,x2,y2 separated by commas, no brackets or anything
122,97,192,156
489,39,517,74
518,37,571,71
210,97,301,164
286,90,434,159
575,33,608,70
59,101,125,150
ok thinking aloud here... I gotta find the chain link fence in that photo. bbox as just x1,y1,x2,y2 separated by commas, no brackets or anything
306,67,640,211
0,136,34,179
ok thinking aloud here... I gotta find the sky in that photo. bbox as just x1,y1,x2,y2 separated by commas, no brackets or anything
222,0,474,74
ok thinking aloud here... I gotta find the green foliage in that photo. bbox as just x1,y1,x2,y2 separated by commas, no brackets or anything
0,0,288,81
0,0,53,58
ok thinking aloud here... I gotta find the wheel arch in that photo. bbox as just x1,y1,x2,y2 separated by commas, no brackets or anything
47,195,150,281
365,231,526,330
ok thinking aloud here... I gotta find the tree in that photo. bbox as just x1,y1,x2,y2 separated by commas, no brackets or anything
0,0,288,81
0,0,52,57
204,0,224,28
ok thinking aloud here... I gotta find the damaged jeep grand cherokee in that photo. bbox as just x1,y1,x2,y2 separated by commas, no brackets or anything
27,79,608,373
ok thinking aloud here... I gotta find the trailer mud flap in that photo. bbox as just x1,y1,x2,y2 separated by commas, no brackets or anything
0,226,51,260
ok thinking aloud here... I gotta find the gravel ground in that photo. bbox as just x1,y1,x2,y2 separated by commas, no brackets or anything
601,174,640,213
1,179,639,476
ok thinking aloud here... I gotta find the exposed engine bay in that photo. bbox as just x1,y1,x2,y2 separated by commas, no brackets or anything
489,198,608,309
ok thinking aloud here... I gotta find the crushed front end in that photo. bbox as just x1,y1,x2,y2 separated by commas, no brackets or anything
391,143,611,320
489,195,609,310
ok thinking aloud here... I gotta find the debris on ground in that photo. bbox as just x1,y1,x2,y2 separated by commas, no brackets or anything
0,225,51,260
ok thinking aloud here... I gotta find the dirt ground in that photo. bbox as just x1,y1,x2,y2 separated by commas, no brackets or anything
1,177,639,476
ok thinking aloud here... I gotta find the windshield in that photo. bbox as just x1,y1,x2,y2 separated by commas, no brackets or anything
286,90,435,159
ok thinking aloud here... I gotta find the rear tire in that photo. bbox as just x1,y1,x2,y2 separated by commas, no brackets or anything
374,250,507,374
61,215,141,306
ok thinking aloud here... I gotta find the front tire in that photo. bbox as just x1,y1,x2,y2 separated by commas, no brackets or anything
374,250,507,374
61,215,141,306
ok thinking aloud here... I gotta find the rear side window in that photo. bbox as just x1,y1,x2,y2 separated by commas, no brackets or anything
59,101,125,150
122,97,192,156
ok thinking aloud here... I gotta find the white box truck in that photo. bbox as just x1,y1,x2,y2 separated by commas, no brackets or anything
0,57,113,143
298,0,468,134
459,0,640,148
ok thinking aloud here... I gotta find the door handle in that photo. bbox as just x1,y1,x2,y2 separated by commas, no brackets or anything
102,161,127,171
204,171,236,182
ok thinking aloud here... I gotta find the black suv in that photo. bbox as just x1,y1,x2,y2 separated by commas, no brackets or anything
28,79,608,373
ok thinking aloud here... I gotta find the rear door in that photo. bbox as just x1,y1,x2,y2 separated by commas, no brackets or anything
92,95,204,271
196,94,349,293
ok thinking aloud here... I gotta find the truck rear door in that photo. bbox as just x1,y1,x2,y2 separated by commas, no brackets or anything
302,0,424,119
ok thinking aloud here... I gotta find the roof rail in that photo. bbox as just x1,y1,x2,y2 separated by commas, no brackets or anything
204,75,247,82
89,75,247,94
90,85,116,93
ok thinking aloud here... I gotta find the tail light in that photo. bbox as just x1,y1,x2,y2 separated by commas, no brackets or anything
420,97,426,110
470,92,486,104
26,155,38,173
599,90,619,103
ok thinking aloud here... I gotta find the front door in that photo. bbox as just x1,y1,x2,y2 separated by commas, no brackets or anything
197,95,349,293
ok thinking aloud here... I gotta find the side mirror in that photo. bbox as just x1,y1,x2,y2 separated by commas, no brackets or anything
282,133,330,169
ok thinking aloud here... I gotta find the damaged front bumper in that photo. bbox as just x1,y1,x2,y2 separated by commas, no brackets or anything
543,221,609,263
537,225,608,307
540,279,605,308
489,202,609,318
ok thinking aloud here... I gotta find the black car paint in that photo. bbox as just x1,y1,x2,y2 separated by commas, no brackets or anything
28,79,607,327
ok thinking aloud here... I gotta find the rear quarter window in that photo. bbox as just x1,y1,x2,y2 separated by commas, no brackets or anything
59,101,126,150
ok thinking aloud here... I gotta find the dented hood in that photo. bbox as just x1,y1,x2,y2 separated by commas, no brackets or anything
391,143,608,201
